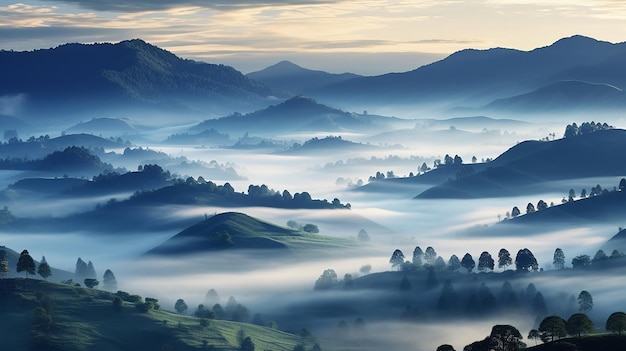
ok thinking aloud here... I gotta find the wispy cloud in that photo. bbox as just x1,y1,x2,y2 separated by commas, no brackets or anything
38,0,335,12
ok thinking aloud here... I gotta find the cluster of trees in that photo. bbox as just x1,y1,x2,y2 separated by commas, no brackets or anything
0,146,116,172
286,220,320,233
563,121,613,138
503,177,626,220
4,249,53,280
388,246,538,273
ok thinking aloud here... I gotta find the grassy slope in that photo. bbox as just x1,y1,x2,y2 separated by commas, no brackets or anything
527,335,626,351
147,212,356,255
0,278,310,351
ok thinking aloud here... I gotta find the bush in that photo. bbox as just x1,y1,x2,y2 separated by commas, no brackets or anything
32,307,52,330
112,296,123,311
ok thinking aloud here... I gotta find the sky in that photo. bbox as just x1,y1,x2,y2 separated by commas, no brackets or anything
1,0,626,75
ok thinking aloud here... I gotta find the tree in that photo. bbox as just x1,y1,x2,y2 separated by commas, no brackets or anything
444,154,453,165
175,299,188,314
539,315,567,341
511,206,521,218
498,249,512,270
460,253,475,273
412,246,424,266
578,290,593,312
571,255,591,269
424,246,437,265
606,312,626,335
436,345,456,351
537,200,548,211
514,248,538,272
490,325,525,351
477,251,494,272
553,248,565,269
533,292,548,316
357,229,370,242
592,249,608,265
102,269,118,291
0,250,9,278
528,329,541,345
437,279,458,311
302,224,319,233
16,249,35,278
389,249,405,270
37,256,52,280
314,269,338,290
526,202,536,214
620,178,626,191
32,306,52,330
447,255,461,271
112,296,123,311
84,278,99,289
566,313,594,338
434,256,447,270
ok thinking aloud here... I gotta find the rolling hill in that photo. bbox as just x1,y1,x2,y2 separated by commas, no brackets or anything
64,118,142,137
0,39,281,124
0,278,310,351
145,212,354,256
416,129,626,198
313,35,626,111
247,60,361,94
485,80,626,112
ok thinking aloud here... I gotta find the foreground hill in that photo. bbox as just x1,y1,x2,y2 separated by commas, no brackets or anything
0,278,308,351
146,212,354,255
0,39,279,124
416,129,626,198
247,60,361,94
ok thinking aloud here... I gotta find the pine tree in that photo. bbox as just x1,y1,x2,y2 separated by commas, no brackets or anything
37,256,52,280
103,269,118,291
16,249,35,278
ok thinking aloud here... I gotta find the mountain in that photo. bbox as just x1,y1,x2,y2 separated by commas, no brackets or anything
146,212,353,255
314,35,626,111
247,60,361,94
485,80,626,112
191,96,396,137
416,129,626,198
0,39,281,124
282,136,378,155
64,117,141,137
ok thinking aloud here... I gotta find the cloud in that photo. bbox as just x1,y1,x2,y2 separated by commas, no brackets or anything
39,0,335,12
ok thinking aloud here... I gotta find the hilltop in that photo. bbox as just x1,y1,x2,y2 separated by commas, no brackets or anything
146,212,355,256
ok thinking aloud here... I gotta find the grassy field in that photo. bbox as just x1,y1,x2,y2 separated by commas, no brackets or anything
0,278,324,351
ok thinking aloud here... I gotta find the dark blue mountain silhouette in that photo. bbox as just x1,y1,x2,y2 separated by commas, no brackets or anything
315,35,626,109
0,39,280,123
247,60,361,94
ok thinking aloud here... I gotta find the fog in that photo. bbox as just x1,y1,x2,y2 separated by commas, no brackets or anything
2,112,626,350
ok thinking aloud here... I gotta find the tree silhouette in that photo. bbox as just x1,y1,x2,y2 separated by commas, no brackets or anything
478,251,495,272
314,269,338,290
511,206,520,218
515,248,538,272
241,336,255,351
37,256,51,280
16,250,35,278
498,249,512,270
539,315,567,341
84,278,99,289
606,312,626,335
102,269,118,291
526,203,536,214
0,250,9,278
461,253,475,273
577,291,593,312
412,246,424,266
572,255,591,269
389,249,405,270
175,299,188,314
447,255,461,272
528,329,541,345
424,246,437,265
553,248,565,269
566,313,594,338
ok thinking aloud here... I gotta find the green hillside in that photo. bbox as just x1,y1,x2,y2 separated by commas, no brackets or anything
0,278,312,351
146,212,355,255
526,335,626,351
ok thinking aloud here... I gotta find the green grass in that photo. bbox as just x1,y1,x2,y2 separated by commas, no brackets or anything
0,278,316,351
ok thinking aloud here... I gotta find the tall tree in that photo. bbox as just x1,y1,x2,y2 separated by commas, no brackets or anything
424,246,437,265
16,249,35,278
539,315,567,342
412,246,423,266
37,256,52,280
0,250,9,278
477,251,495,272
606,312,626,335
553,248,565,269
498,248,512,270
515,248,538,272
102,269,118,291
526,203,536,214
578,291,593,313
175,299,188,314
460,253,475,273
566,313,594,338
511,206,521,218
447,255,461,272
389,249,405,270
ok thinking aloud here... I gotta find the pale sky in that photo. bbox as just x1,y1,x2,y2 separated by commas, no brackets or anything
1,0,626,75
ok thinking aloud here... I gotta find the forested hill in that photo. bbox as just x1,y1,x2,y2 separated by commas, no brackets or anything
0,39,280,123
